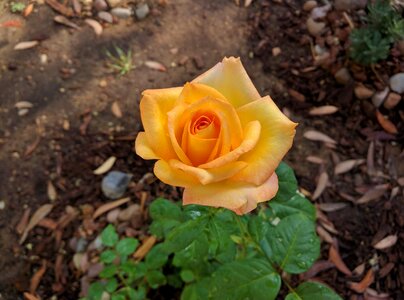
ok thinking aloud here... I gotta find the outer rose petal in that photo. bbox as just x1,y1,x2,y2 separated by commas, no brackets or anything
183,172,279,215
177,83,228,105
135,132,159,159
233,96,298,185
192,57,261,108
154,160,198,188
139,87,182,160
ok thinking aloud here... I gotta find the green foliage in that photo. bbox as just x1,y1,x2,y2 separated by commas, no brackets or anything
10,2,25,13
350,0,404,65
106,46,134,76
86,162,340,299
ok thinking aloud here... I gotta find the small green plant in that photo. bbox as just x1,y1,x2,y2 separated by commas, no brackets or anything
10,1,25,13
350,0,404,65
106,46,134,76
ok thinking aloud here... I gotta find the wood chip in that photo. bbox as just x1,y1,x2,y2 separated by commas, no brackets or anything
376,110,398,134
93,156,116,175
334,159,365,175
37,218,58,230
373,234,398,250
45,0,74,16
85,19,103,36
145,60,167,72
133,235,157,260
312,171,329,200
357,184,389,204
30,260,47,294
14,41,39,50
329,244,352,276
309,105,339,116
47,181,57,202
306,155,324,164
304,130,337,144
92,197,130,219
16,208,31,235
288,88,305,102
316,225,334,244
23,3,34,17
111,101,123,118
349,269,374,293
54,15,80,30
15,101,34,109
318,202,348,212
20,204,54,244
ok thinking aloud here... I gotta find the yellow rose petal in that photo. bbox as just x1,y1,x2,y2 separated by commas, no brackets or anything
169,159,248,185
153,160,198,188
135,132,159,159
192,57,261,108
183,172,278,215
233,96,297,185
177,82,228,105
199,120,261,169
139,87,182,160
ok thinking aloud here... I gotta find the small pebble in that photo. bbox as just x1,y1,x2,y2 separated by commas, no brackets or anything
334,68,352,85
118,204,141,222
106,0,122,8
76,237,88,253
310,4,331,20
135,3,150,20
98,11,114,23
107,208,121,223
389,73,404,94
354,84,374,99
372,87,389,108
111,7,132,19
18,108,29,116
384,93,401,109
272,47,281,56
303,0,317,11
94,0,108,11
101,171,132,199
306,17,325,36
0,200,5,210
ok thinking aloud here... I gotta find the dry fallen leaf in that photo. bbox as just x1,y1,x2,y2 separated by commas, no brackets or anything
318,202,348,212
316,225,334,244
306,155,324,164
329,244,352,276
14,41,39,50
47,181,57,202
54,15,80,30
376,110,398,134
145,60,167,72
93,197,130,219
312,171,329,200
23,3,34,17
16,208,31,235
38,218,57,230
85,19,103,36
93,156,117,175
300,260,335,280
111,101,123,118
334,159,365,175
24,136,41,157
20,204,53,244
134,235,157,260
373,234,398,250
357,184,389,204
309,105,339,116
304,130,337,144
29,260,47,294
349,269,374,293
15,101,34,109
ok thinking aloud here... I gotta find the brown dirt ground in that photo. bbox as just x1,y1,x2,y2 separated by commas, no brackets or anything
0,0,403,299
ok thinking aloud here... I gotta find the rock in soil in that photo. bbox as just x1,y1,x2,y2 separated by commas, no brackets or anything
334,68,352,85
372,87,389,108
98,11,114,23
354,84,374,99
306,17,325,36
135,3,150,20
303,0,317,11
101,171,133,199
389,73,404,94
384,93,401,109
111,7,132,19
93,0,108,11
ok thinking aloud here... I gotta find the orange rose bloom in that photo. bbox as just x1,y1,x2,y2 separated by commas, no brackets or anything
135,57,297,214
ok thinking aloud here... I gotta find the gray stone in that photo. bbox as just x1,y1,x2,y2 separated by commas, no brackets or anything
111,7,133,19
389,73,404,94
372,87,389,108
135,3,150,20
98,11,114,23
101,171,132,199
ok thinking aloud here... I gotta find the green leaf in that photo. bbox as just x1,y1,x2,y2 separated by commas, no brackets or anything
180,269,195,283
116,286,146,300
145,243,169,270
101,224,119,247
111,294,126,300
100,250,117,264
149,198,183,238
269,194,316,221
87,282,104,300
116,238,139,257
180,279,211,300
210,258,281,300
261,214,320,274
248,215,270,244
274,162,298,201
164,215,208,253
100,265,118,278
285,281,342,300
146,270,166,289
120,261,146,282
105,278,118,293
